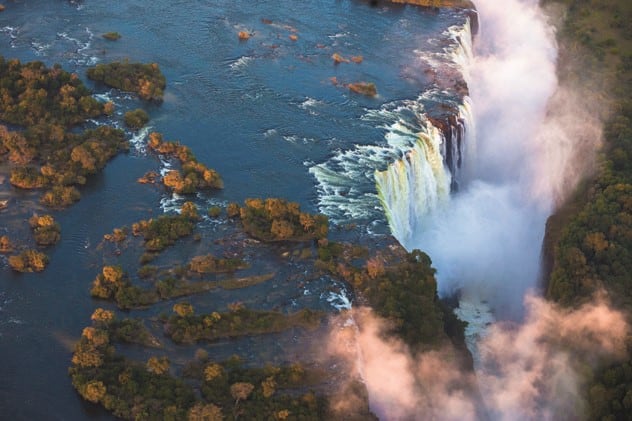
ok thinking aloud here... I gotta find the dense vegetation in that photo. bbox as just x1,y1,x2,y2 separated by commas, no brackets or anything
69,309,342,419
188,254,249,274
89,260,273,310
0,57,105,127
164,302,323,344
7,249,48,272
0,235,13,253
29,214,61,246
123,108,149,129
0,58,126,209
234,198,328,242
317,240,461,353
542,0,632,419
131,201,199,253
87,61,166,102
0,57,133,268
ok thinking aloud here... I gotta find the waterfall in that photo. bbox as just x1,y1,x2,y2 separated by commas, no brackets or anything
374,16,476,247
375,122,450,247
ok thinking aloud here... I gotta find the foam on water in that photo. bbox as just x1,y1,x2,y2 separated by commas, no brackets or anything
56,27,98,66
128,126,152,154
160,192,186,214
1,26,19,47
309,99,443,226
30,41,51,56
298,97,324,116
229,55,254,71
454,296,495,370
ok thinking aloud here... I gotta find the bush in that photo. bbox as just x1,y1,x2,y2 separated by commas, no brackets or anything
123,108,149,129
8,249,49,272
87,61,166,102
239,198,328,242
29,214,61,246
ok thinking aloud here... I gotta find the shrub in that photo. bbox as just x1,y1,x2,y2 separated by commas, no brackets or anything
124,108,149,129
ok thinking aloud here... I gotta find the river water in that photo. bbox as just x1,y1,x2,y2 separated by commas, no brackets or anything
0,0,470,419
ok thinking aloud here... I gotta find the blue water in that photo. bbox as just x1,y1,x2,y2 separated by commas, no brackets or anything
0,1,468,418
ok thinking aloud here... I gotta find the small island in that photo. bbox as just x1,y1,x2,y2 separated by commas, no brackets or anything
87,61,166,102
147,132,224,194
233,198,328,242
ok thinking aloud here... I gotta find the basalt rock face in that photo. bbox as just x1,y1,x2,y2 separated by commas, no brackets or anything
428,108,470,192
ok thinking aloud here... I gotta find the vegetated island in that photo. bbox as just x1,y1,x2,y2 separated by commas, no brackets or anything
0,56,170,270
0,58,124,206
0,56,130,268
72,182,471,419
146,132,223,194
102,32,121,41
87,61,166,102
70,307,356,420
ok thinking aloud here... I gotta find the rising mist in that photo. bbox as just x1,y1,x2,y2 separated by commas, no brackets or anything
405,0,602,318
325,0,618,419
327,296,627,420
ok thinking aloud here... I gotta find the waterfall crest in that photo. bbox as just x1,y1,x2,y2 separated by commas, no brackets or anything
375,122,450,246
375,17,476,247
309,15,476,233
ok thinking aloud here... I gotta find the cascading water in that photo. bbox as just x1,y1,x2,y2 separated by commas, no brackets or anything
375,15,476,248
375,122,451,246
377,0,561,361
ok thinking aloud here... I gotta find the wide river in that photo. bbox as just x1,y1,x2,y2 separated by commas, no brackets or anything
0,0,468,418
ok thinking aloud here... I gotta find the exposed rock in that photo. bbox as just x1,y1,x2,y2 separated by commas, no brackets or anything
289,34,298,41
351,55,364,64
238,31,251,41
138,171,160,184
347,82,377,97
332,53,349,64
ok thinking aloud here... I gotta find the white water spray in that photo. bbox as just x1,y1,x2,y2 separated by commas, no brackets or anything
379,0,562,321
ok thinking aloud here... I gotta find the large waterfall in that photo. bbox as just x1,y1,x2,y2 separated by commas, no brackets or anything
309,15,477,235
375,103,476,246
378,0,559,319
375,123,450,247
375,16,476,248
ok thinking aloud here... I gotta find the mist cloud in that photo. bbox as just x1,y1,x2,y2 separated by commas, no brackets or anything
343,0,613,419
404,0,603,319
327,296,628,420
